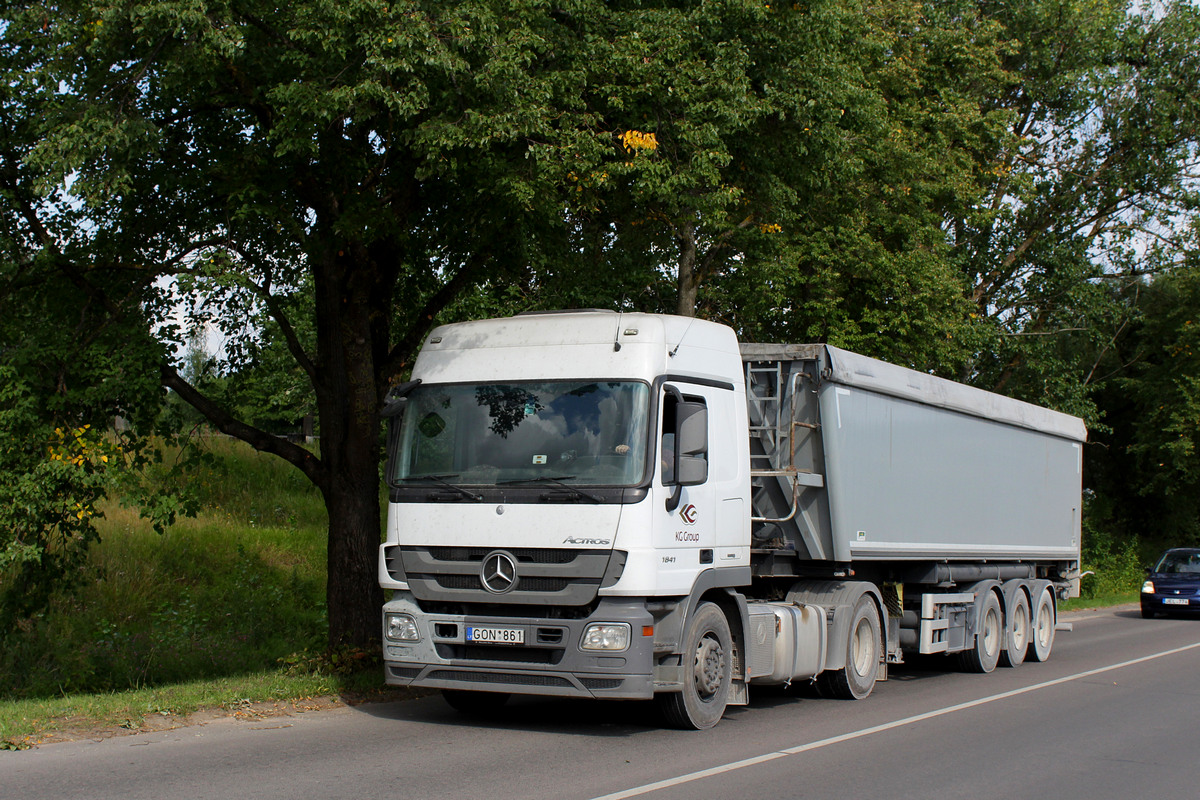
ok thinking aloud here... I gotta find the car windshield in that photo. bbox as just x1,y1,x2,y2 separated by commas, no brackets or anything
391,380,650,487
1153,551,1200,574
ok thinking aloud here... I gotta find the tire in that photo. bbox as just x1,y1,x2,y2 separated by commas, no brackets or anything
999,590,1030,668
959,590,1003,674
442,689,510,716
816,595,881,700
1141,605,1157,619
657,602,733,729
1028,588,1056,662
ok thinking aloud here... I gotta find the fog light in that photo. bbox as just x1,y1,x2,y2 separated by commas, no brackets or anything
385,613,420,642
580,623,631,651
1141,580,1155,594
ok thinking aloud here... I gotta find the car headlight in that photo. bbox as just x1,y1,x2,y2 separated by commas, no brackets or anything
385,613,421,642
1141,580,1155,594
580,623,631,651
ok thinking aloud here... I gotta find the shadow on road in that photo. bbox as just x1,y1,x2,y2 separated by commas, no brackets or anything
351,691,668,737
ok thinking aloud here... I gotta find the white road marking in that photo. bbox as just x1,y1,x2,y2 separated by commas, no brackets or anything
589,641,1200,800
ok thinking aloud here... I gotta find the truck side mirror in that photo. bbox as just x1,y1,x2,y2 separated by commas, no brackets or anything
665,396,708,511
674,402,708,487
676,402,708,458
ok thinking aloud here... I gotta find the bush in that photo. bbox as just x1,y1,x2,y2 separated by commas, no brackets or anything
1079,523,1145,599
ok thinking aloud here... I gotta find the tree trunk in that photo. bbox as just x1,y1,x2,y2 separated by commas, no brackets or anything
310,235,394,649
322,464,384,650
675,220,700,317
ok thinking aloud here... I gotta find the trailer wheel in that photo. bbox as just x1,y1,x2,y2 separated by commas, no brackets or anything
817,595,881,700
442,689,510,716
959,590,1002,674
999,590,1030,668
1028,588,1056,662
657,602,732,730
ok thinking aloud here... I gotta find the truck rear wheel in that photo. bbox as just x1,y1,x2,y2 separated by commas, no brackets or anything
959,590,1002,673
817,595,881,700
1028,588,1056,662
657,602,732,730
999,590,1030,668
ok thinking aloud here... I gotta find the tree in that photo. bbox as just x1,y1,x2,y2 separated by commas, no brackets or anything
1,21,170,634
6,0,619,647
1087,232,1200,546
6,0,1199,649
949,0,1200,415
8,0,903,647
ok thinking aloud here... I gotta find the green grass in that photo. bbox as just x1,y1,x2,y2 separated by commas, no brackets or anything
0,437,333,704
0,671,342,748
1060,591,1140,612
0,437,412,749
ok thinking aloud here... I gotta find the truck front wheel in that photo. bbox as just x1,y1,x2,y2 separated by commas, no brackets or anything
658,602,732,730
817,595,881,700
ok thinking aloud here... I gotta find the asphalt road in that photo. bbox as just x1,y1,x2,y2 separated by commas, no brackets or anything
5,604,1199,800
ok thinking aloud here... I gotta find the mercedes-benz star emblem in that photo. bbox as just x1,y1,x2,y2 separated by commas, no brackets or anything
480,551,518,594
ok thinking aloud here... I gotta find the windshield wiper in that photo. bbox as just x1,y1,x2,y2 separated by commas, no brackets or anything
498,476,603,504
400,474,483,502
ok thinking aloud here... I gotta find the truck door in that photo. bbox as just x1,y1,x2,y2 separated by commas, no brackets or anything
653,385,716,565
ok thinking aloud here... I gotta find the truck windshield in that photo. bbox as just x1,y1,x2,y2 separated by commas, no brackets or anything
391,381,650,487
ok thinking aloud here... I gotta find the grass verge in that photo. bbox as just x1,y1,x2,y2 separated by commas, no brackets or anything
0,667,428,750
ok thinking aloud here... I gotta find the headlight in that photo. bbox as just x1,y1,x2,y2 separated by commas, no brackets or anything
1141,580,1155,594
385,613,421,642
580,623,631,651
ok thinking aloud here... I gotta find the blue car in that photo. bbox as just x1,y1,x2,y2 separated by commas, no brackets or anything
1141,548,1200,618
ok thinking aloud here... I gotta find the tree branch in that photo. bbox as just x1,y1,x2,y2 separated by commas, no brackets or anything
160,362,325,489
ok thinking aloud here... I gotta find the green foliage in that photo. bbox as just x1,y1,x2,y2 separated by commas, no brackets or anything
953,0,1200,416
0,372,112,633
0,439,327,700
1087,245,1200,546
1078,520,1145,600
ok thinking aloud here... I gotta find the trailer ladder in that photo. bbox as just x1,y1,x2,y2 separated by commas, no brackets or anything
745,360,827,559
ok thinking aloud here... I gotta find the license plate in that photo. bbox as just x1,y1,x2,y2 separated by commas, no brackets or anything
1163,598,1190,606
466,626,525,644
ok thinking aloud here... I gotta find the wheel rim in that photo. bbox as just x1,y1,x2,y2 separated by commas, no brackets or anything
982,606,1001,657
1036,601,1053,646
851,617,875,676
693,633,726,700
1012,602,1030,651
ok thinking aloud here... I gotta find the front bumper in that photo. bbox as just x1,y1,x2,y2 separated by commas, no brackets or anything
382,593,660,700
1141,593,1200,614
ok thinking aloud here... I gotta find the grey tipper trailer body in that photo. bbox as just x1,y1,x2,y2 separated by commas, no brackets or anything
742,343,1083,705
379,312,1085,729
744,343,1084,566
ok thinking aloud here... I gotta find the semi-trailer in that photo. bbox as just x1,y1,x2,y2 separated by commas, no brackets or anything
378,311,1084,728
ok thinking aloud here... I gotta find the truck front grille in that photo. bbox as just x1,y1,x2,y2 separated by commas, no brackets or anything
387,546,626,606
427,547,578,565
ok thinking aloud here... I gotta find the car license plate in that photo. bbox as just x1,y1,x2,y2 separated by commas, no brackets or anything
1163,598,1190,606
466,626,525,644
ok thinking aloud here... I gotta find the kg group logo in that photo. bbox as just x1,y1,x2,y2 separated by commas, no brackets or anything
678,504,698,525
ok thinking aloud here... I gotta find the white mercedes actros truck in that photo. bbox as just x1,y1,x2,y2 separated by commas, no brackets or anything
378,311,1084,729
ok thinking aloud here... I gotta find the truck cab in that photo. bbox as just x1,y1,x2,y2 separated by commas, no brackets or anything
378,312,752,724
